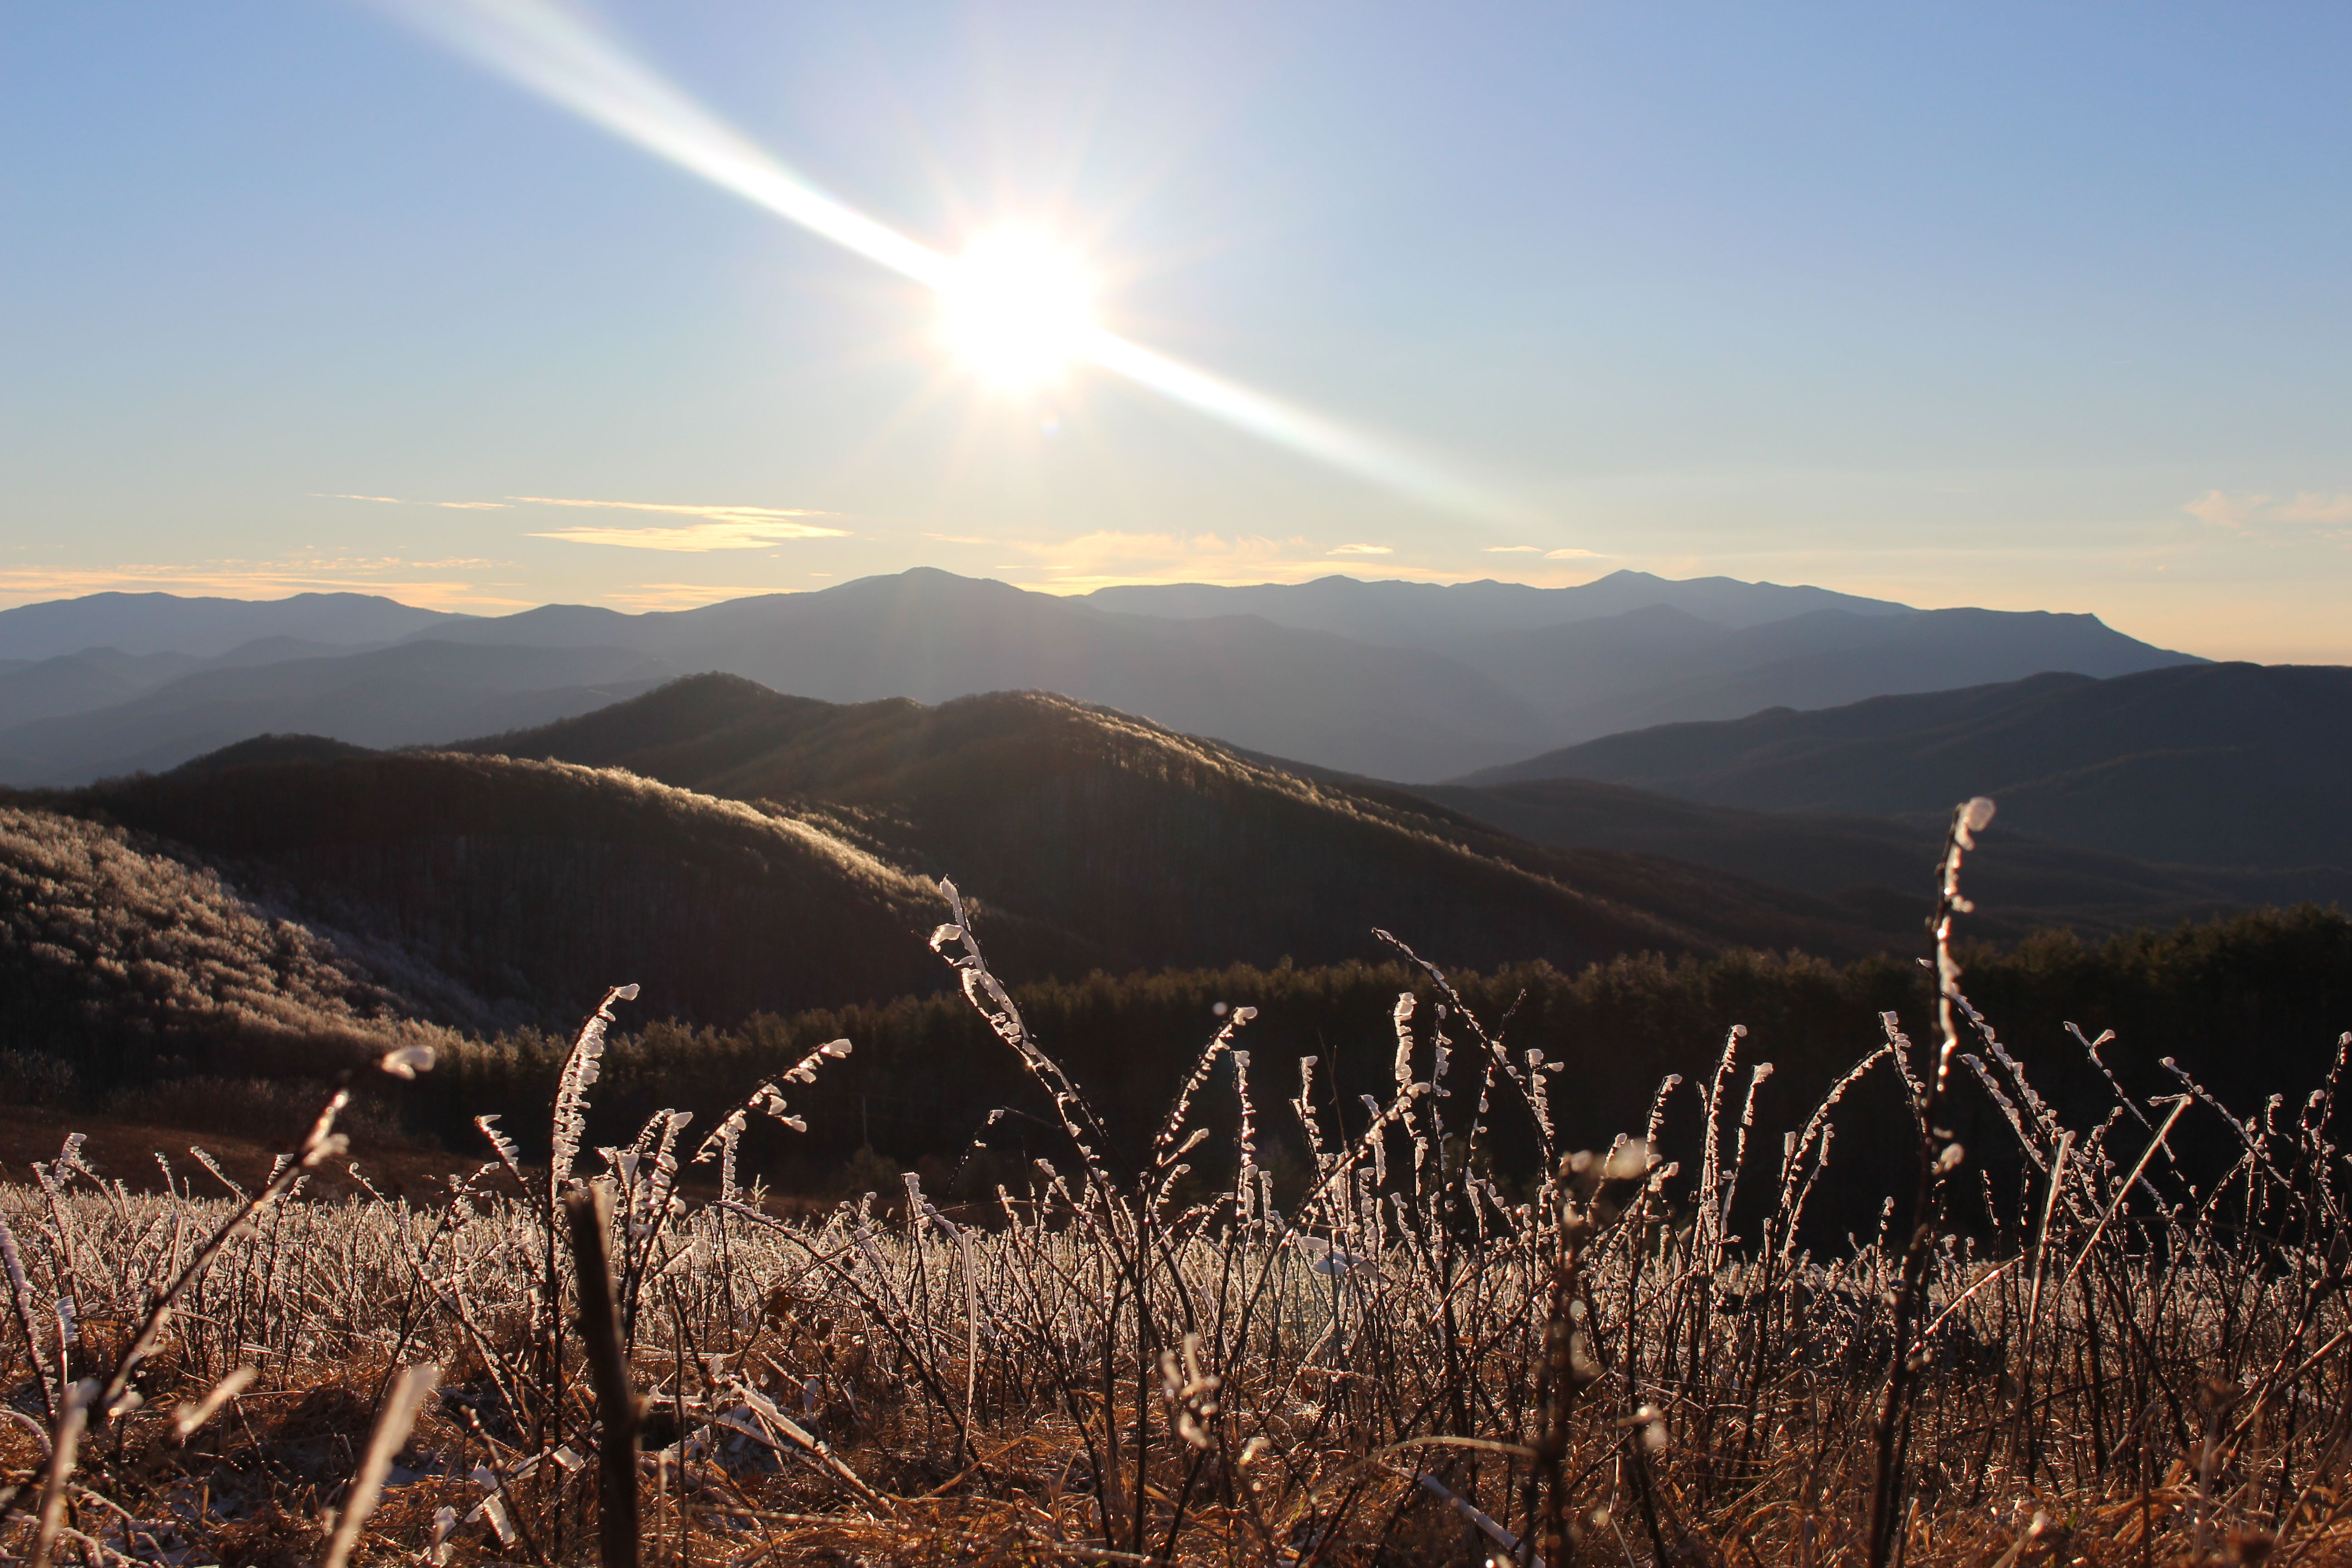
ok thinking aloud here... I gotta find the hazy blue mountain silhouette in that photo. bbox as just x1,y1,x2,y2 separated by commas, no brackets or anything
0,641,674,785
0,638,390,733
0,568,2201,784
1462,663,2352,871
0,590,468,660
1086,570,1916,638
407,567,2195,766
1089,574,2198,744
400,568,1546,780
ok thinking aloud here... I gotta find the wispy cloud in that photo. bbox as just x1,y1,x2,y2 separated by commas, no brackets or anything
1545,547,1607,559
1327,543,1393,556
529,520,840,551
1485,544,1544,554
2186,489,2352,539
319,490,848,546
2275,493,2352,525
2185,490,2267,532
519,495,850,550
315,493,511,510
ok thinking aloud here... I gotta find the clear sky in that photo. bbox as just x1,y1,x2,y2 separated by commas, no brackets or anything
4,3,2348,659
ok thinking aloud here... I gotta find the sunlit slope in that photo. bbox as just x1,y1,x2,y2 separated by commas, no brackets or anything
44,745,963,1030
0,804,442,1078
455,673,1900,969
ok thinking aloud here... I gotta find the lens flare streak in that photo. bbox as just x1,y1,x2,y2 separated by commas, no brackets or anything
384,0,1514,520
1080,333,1508,520
387,0,951,289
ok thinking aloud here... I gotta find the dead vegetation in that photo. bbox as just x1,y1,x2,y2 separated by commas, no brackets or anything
2,799,2349,1566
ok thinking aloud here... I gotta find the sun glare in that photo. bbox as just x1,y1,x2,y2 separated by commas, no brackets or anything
939,230,1097,391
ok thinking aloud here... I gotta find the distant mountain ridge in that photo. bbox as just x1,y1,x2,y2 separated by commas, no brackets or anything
1085,570,1917,639
0,641,675,785
1085,573,2199,745
0,590,467,659
1462,662,2352,872
0,569,2204,784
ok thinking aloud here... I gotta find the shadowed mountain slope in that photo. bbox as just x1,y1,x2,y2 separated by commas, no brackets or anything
451,673,1906,970
1414,776,2350,938
1444,604,2199,742
1462,663,2352,871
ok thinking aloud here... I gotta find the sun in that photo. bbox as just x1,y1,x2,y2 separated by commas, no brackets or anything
938,230,1097,391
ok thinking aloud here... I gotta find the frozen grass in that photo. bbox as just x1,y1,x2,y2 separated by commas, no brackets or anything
2,801,2349,1566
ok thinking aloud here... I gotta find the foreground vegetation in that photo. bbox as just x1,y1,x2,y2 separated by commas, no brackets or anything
3,804,2350,1565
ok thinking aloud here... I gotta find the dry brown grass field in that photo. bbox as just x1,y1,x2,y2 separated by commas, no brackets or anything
3,803,2348,1567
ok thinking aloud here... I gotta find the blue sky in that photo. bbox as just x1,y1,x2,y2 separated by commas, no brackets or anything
3,2,2348,658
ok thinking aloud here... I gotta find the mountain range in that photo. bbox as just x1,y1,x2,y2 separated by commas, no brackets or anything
0,568,2197,785
3,678,1910,1060
1087,575,2197,745
8,650,2344,1077
0,590,463,660
490,672,2327,943
0,640,673,783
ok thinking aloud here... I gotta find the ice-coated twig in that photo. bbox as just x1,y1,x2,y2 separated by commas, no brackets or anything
318,1363,441,1568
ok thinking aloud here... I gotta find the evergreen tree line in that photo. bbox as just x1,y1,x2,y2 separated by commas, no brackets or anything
419,906,2352,1230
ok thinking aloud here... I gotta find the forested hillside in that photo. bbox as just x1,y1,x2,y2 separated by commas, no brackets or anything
452,674,1906,965
474,672,2335,945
